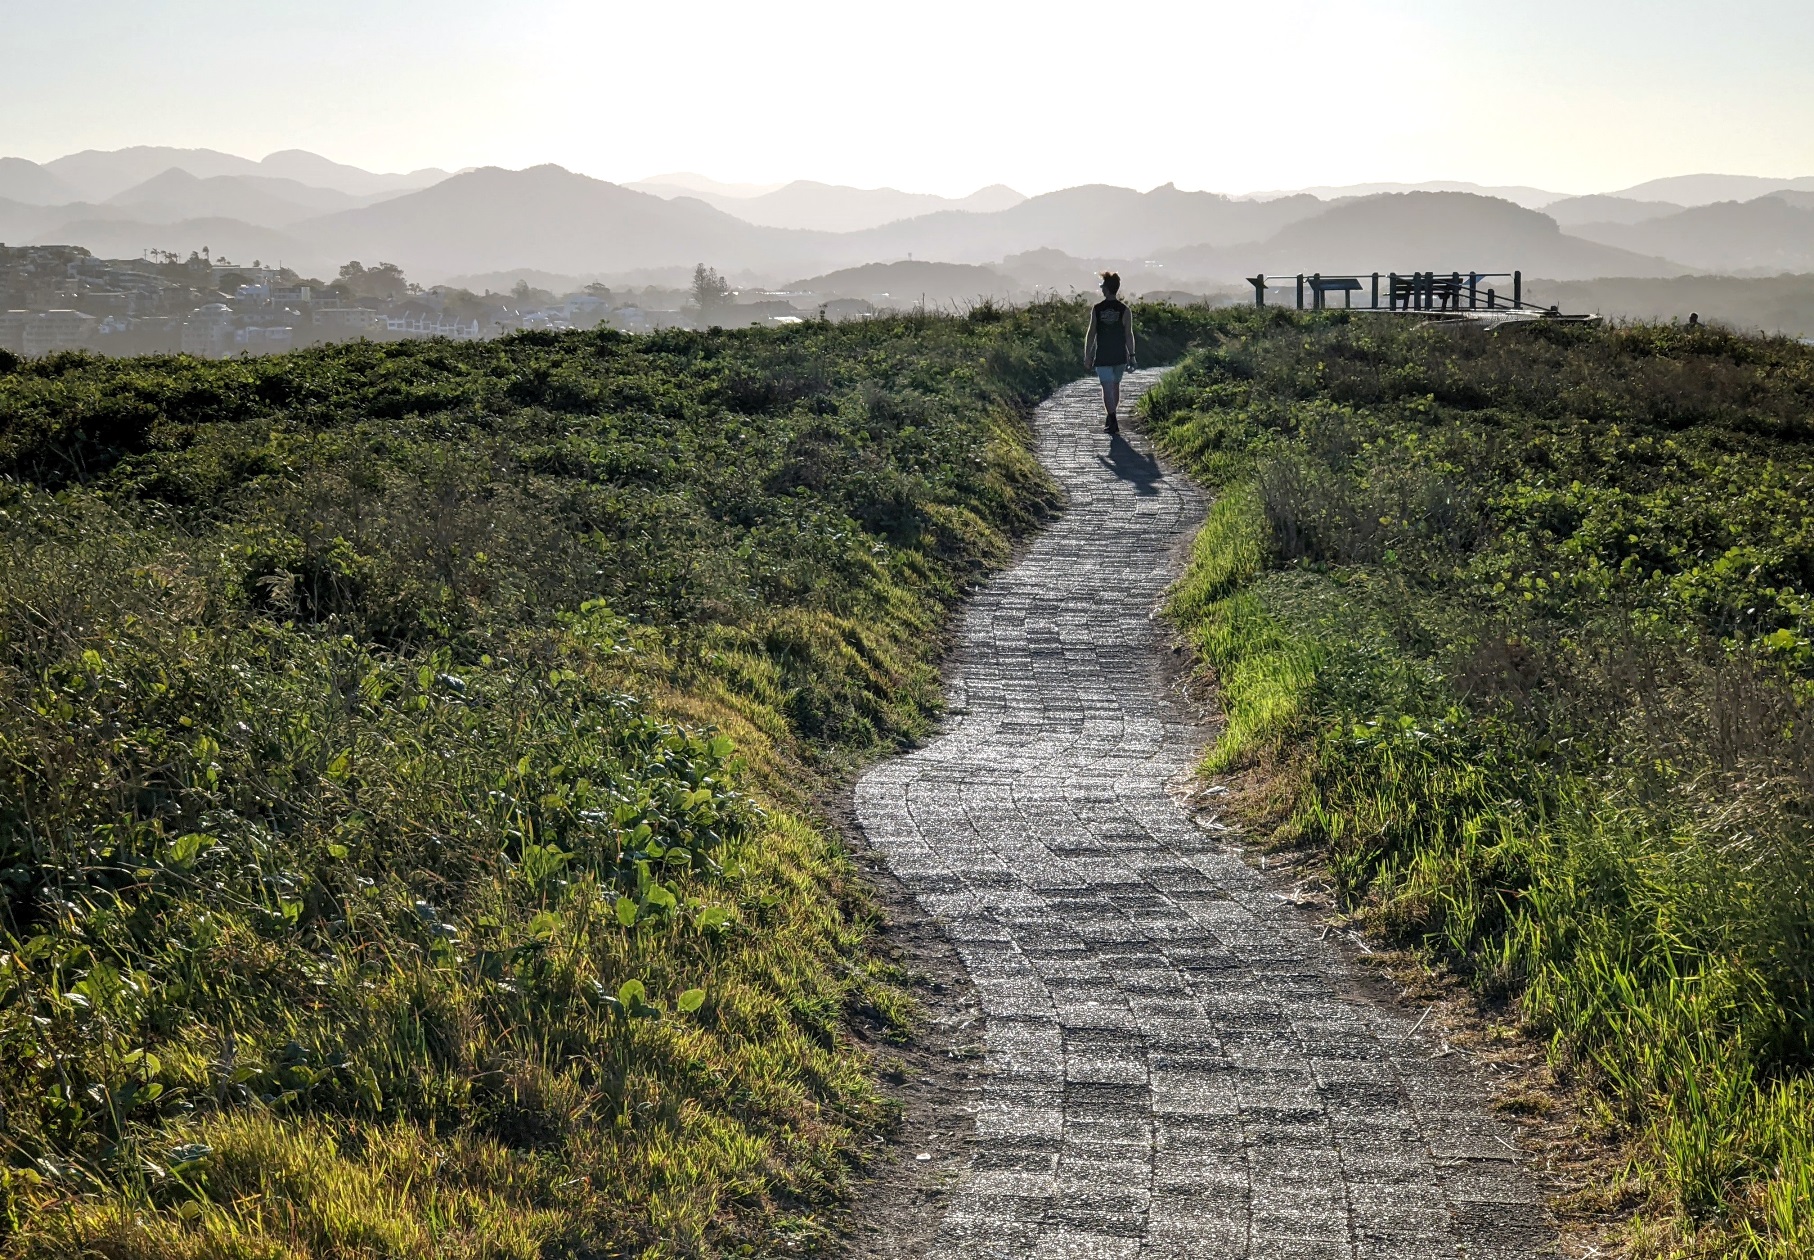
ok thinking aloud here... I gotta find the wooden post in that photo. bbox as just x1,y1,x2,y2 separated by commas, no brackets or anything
1469,273,1478,309
1372,272,1380,309
1311,273,1322,310
1296,274,1304,310
1248,275,1266,308
1513,271,1522,309
1487,288,1496,309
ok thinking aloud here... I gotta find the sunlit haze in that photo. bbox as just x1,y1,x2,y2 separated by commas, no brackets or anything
3,0,1813,196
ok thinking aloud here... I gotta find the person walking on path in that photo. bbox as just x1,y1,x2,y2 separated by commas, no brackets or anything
1084,271,1136,434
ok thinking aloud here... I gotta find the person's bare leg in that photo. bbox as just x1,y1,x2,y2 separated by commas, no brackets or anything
1103,375,1121,416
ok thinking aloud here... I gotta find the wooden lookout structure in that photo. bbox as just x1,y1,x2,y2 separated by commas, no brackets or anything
1245,270,1579,317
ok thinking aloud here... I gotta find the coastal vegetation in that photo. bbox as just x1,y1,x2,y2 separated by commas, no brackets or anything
0,301,1212,1258
1144,310,1814,1258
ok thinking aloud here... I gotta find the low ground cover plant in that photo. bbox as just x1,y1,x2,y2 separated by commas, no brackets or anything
0,301,1215,1258
1144,309,1814,1257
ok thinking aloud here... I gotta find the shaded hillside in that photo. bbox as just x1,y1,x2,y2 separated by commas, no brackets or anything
1545,194,1684,226
1158,192,1683,282
1571,194,1814,274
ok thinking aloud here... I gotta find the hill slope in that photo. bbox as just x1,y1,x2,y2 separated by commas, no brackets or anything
1157,192,1685,282
785,259,1020,305
105,168,373,226
28,215,318,272
295,164,831,279
1609,172,1814,204
1570,194,1814,274
0,157,77,206
40,147,447,203
833,184,1329,266
1544,194,1685,227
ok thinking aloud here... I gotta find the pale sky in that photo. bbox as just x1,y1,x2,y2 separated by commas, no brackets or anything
2,0,1811,197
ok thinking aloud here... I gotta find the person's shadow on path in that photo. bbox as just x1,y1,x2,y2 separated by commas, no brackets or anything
1098,434,1164,496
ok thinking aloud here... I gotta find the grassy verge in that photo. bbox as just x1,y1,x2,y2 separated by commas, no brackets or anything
1143,309,1814,1258
0,301,1216,1258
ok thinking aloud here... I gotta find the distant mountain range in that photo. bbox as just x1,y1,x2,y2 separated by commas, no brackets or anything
1237,180,1568,210
1154,192,1678,282
1544,195,1686,227
7,147,451,204
629,176,1027,233
1605,173,1814,205
5,146,1814,289
1569,193,1814,274
784,260,1025,306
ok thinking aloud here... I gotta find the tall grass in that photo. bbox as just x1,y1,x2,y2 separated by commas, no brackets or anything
0,301,1222,1257
1145,309,1814,1257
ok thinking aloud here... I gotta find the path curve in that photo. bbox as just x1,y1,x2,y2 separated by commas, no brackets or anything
855,374,1553,1259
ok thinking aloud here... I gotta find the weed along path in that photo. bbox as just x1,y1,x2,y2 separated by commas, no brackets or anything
854,373,1554,1259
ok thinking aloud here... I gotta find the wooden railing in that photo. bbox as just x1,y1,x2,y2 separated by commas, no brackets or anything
1247,271,1536,312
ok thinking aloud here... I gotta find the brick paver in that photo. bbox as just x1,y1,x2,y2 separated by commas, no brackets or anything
855,374,1553,1259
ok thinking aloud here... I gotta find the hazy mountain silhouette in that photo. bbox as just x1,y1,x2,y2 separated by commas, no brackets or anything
0,158,77,207
638,179,1027,232
1570,195,1814,274
1238,180,1567,209
631,173,789,199
1545,195,1686,227
1155,193,1683,282
1607,173,1814,205
27,215,315,271
784,260,1020,305
105,169,379,226
295,164,826,279
45,147,264,201
0,197,66,242
255,150,450,198
39,147,447,203
829,184,1329,266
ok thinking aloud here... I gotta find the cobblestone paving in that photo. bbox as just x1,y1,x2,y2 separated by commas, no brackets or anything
855,374,1554,1259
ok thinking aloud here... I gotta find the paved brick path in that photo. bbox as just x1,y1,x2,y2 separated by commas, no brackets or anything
854,374,1553,1259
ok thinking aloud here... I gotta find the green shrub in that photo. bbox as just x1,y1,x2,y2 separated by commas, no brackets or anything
0,302,1220,1257
1147,309,1814,1256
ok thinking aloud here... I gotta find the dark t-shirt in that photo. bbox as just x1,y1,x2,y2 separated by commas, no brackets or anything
1093,298,1130,365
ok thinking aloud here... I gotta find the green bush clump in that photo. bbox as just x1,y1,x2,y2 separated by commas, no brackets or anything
0,301,1217,1257
1147,309,1814,1257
